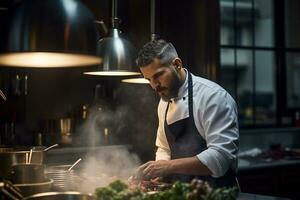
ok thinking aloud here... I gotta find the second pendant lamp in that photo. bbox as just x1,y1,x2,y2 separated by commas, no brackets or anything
122,0,157,84
84,0,140,76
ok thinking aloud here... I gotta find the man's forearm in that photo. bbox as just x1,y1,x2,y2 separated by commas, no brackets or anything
169,156,212,176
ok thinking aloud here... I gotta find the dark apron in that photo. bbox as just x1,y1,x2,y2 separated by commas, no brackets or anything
164,72,236,188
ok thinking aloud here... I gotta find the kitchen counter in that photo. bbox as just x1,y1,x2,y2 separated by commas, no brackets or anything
238,157,300,171
237,157,300,200
238,193,289,200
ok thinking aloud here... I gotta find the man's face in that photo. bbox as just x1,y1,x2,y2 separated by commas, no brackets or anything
140,58,181,101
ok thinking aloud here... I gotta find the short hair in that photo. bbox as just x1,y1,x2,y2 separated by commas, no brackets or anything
136,39,178,67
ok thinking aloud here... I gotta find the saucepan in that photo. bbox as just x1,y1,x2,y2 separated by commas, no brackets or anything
10,164,45,184
0,144,58,178
1,181,95,200
23,192,95,200
13,179,54,197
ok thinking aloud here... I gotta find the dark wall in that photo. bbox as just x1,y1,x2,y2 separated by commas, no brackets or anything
0,0,219,161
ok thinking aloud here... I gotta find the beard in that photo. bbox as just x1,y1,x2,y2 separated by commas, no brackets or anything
158,69,182,102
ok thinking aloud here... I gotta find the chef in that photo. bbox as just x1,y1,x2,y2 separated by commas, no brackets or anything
135,39,239,188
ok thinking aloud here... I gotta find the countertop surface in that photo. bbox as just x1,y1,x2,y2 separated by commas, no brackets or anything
238,193,289,200
238,157,300,170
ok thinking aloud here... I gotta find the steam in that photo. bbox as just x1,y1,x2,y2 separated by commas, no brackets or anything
77,105,114,146
69,83,158,193
73,99,141,193
74,146,141,193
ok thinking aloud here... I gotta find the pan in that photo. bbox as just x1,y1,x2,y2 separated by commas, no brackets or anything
0,144,58,178
1,181,95,200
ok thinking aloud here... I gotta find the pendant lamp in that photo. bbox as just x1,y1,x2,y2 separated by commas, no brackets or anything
122,0,157,84
0,0,101,68
84,0,140,76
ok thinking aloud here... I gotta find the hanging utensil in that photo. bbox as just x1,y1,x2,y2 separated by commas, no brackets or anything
68,158,82,171
0,89,7,101
43,144,58,152
28,149,33,164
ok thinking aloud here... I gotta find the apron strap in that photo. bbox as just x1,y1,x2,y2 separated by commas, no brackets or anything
187,72,194,121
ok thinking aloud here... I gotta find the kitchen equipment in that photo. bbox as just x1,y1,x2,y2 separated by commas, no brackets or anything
24,192,95,200
45,165,75,191
0,89,6,101
43,144,58,152
14,179,53,197
1,180,24,199
0,0,101,68
1,180,66,200
10,164,45,184
0,144,58,178
83,0,139,76
59,118,73,145
68,158,82,171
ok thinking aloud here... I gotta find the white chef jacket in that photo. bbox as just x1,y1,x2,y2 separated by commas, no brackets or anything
155,69,239,178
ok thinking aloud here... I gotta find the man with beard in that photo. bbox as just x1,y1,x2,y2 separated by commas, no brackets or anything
135,39,239,188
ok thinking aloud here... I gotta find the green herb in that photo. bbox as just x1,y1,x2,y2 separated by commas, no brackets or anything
94,179,237,200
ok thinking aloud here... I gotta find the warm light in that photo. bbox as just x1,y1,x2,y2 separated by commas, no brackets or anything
84,71,140,76
0,52,102,68
121,78,149,84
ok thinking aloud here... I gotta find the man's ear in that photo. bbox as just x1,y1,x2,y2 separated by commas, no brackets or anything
172,58,182,71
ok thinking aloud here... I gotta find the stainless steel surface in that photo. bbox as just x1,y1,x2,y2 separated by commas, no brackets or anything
0,0,101,68
10,164,45,184
43,144,58,152
0,89,6,101
0,147,45,178
0,145,57,178
1,180,24,200
84,0,139,76
14,179,53,197
45,165,75,191
59,118,73,145
68,159,82,172
24,192,95,200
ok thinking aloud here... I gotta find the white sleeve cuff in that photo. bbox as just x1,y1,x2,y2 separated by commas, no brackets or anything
155,147,171,161
196,148,230,177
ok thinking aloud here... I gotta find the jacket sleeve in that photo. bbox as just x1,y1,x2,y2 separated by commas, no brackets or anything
155,101,171,161
196,90,239,177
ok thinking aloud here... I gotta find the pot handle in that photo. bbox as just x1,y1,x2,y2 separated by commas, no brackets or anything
1,180,23,200
44,144,59,152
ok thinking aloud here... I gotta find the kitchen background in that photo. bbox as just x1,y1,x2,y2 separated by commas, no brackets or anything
0,0,300,199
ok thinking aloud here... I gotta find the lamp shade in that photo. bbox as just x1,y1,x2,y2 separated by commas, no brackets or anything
84,28,140,76
0,0,102,68
121,78,149,84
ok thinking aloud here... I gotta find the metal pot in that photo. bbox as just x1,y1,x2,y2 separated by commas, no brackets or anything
24,192,95,200
10,164,45,184
0,144,58,179
1,187,95,200
45,165,75,191
14,179,53,197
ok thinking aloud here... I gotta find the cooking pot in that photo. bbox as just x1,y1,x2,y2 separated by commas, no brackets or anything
14,179,53,197
24,192,95,200
45,165,75,191
10,164,45,184
1,183,94,200
0,144,58,179
1,181,92,200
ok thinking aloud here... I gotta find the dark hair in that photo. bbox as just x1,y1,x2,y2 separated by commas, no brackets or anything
136,39,178,67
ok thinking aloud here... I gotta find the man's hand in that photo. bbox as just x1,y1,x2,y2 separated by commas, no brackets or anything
135,157,212,181
137,160,173,180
